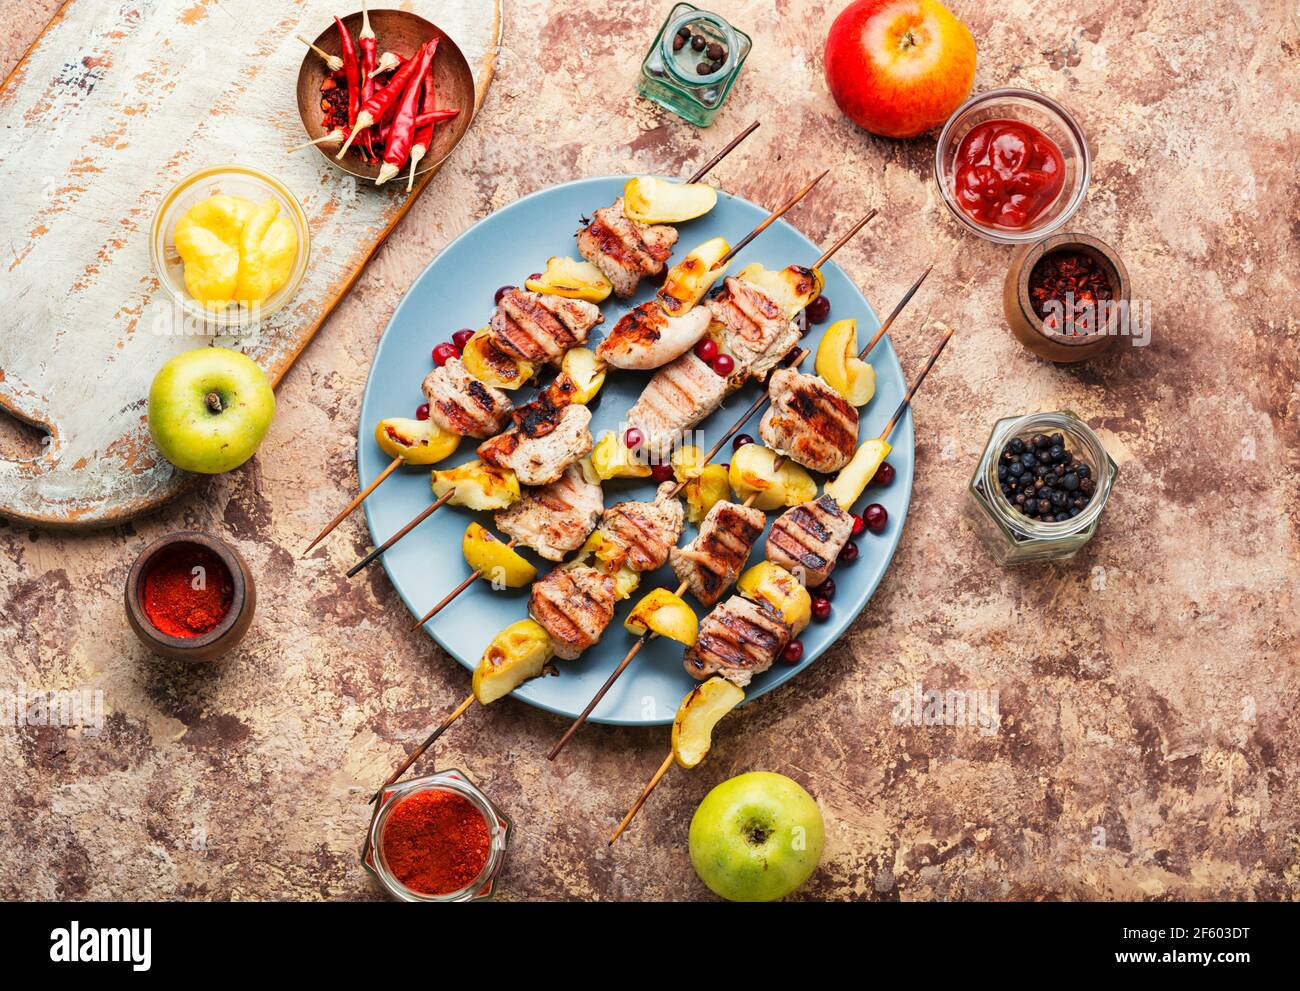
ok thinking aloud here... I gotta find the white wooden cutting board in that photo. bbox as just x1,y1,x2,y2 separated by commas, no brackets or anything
0,0,501,527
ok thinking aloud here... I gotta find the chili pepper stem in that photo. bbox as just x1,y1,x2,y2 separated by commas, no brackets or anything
335,111,375,159
375,162,401,186
406,145,427,192
296,34,343,73
289,128,345,152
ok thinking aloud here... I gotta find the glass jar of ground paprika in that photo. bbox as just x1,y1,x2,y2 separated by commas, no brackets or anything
364,770,510,902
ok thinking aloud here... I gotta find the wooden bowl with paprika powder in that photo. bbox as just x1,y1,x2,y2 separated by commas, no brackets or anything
125,532,256,662
1003,232,1130,363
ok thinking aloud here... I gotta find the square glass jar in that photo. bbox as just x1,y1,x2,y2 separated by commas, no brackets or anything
965,411,1118,566
637,4,751,127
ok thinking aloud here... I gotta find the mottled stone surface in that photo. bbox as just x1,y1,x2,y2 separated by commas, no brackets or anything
2,1,1298,901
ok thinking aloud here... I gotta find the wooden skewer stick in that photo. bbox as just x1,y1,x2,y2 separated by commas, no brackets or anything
367,693,475,806
408,536,521,631
859,264,933,360
296,34,344,73
609,752,675,844
687,121,759,184
304,455,404,555
346,489,455,578
610,323,956,844
811,209,878,270
712,170,829,271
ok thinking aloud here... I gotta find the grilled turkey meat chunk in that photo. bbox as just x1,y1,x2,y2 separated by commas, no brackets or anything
477,403,593,487
626,350,729,459
595,482,685,573
421,357,514,439
489,288,603,364
765,493,855,589
494,464,603,562
576,198,678,298
596,303,711,371
670,500,766,607
759,367,859,473
683,594,792,687
529,565,616,660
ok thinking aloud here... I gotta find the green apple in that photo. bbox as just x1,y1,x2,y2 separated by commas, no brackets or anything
148,347,275,474
689,771,824,902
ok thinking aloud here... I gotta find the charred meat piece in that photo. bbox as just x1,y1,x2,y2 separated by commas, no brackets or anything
670,500,767,607
529,564,617,660
421,357,514,439
626,350,729,459
759,367,859,473
576,198,678,298
707,278,790,373
489,288,603,364
683,594,792,687
596,303,711,371
595,482,685,573
747,318,802,381
494,464,603,562
477,403,593,487
765,493,854,588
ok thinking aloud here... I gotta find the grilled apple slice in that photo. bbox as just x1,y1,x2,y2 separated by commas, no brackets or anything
461,329,536,390
463,522,536,588
737,561,812,634
525,256,613,303
815,319,877,406
473,620,555,704
672,677,745,769
729,443,817,510
432,459,521,511
825,438,892,510
657,236,730,317
560,346,607,404
683,464,730,524
623,588,699,646
375,416,460,465
623,176,717,224
591,432,652,480
735,262,824,320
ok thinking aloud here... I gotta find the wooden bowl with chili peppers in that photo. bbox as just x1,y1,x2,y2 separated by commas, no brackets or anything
1003,232,1130,363
295,9,474,184
125,532,256,662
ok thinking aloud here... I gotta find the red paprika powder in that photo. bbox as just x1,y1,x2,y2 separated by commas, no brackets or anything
141,543,234,638
381,788,491,896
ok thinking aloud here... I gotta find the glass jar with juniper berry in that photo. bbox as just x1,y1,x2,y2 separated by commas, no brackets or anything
965,411,1118,565
637,4,751,127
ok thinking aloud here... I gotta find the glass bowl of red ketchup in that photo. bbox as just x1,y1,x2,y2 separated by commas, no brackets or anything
935,88,1090,244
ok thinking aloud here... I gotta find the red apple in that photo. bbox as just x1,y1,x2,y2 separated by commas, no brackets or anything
825,0,977,139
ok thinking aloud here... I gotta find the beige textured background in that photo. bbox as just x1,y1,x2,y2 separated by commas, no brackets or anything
2,0,1298,901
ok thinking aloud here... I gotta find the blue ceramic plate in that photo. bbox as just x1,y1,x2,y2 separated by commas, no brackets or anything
359,176,913,725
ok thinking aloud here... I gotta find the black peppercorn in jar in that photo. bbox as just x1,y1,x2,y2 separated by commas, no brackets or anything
966,411,1118,565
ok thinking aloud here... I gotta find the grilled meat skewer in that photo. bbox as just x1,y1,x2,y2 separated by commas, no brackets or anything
683,594,793,687
595,482,686,573
759,367,860,473
764,493,855,589
596,303,712,371
421,357,515,439
490,288,604,364
477,402,593,487
670,500,767,607
577,198,679,298
529,564,619,660
495,464,604,562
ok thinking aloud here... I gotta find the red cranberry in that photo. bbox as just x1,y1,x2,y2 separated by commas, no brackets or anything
624,427,644,450
694,338,719,363
863,503,888,534
732,433,754,452
813,577,835,601
415,403,430,421
805,295,831,324
432,342,459,366
838,541,859,563
781,639,804,664
650,463,674,483
873,461,895,486
850,514,866,537
811,597,831,622
494,285,515,305
528,273,543,282
711,353,735,377
451,328,475,351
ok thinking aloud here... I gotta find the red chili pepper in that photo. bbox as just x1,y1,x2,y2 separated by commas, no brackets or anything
357,3,377,160
376,42,437,186
333,16,361,143
406,62,437,191
336,41,429,160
